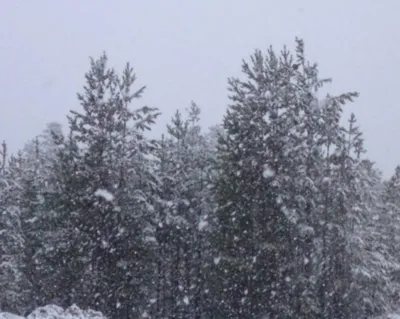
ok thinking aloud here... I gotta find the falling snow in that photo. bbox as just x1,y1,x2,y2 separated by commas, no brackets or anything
213,257,221,265
94,189,114,201
262,165,275,178
198,219,208,231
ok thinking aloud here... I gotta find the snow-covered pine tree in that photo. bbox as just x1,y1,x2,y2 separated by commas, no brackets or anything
212,40,309,318
17,123,66,310
211,38,360,318
19,137,46,310
0,147,31,315
377,165,400,311
150,103,213,318
330,113,400,318
314,96,359,318
37,124,91,308
49,53,160,318
348,157,399,317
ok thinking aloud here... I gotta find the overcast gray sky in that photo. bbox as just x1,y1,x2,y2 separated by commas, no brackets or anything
1,1,399,177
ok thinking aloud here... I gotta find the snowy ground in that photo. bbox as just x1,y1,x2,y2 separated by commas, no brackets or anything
377,314,400,319
1,305,399,319
0,305,105,319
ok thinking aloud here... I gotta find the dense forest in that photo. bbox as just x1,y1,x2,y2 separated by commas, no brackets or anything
1,38,399,319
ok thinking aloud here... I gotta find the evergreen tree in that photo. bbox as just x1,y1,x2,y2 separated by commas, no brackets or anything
151,103,214,318
376,165,400,312
18,123,65,310
348,158,399,317
2,38,400,319
48,53,160,318
0,146,31,314
211,38,359,318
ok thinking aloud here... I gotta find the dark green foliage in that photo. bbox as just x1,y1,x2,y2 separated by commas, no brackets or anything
0,41,399,319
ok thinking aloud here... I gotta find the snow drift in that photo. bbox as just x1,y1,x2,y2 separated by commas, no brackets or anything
2,305,400,319
0,305,105,319
373,313,400,319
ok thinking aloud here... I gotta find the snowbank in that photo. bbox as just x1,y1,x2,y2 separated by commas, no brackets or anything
374,313,400,319
0,305,105,319
0,313,25,319
3,306,399,319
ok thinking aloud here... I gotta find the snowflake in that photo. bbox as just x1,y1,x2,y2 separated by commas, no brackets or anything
183,296,189,305
263,165,275,178
94,189,114,201
198,219,208,231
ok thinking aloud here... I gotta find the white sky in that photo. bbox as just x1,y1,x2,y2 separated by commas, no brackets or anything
1,0,399,177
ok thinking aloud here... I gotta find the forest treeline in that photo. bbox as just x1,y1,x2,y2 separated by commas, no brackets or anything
1,38,400,319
